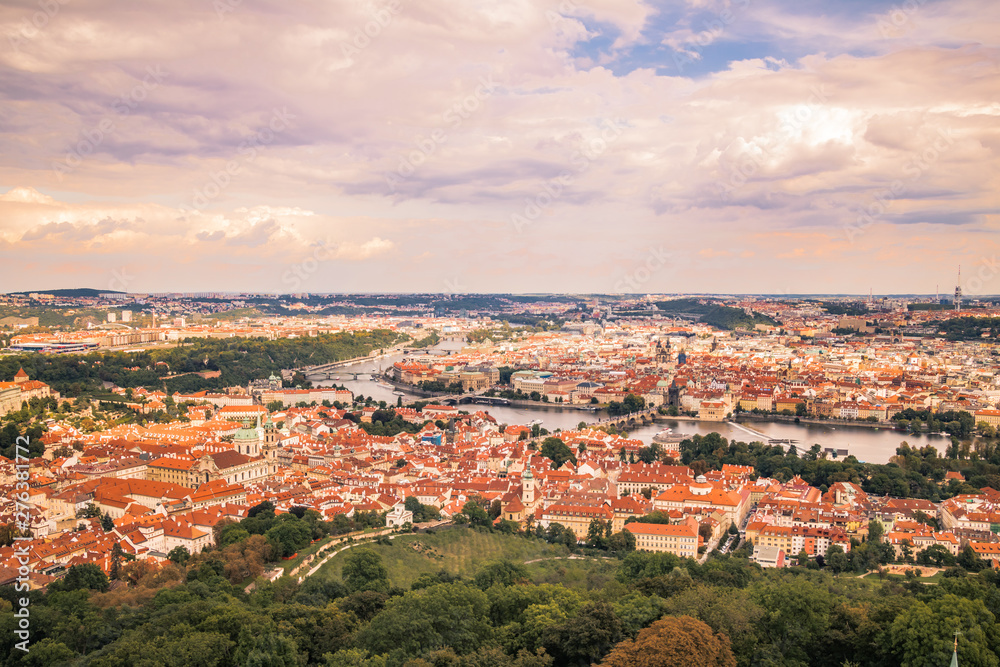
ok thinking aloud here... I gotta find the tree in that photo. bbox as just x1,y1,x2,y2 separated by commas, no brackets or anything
891,594,1000,667
600,615,736,667
918,544,956,568
110,542,124,581
355,583,493,660
234,626,300,667
55,563,110,592
168,545,191,566
456,499,492,528
753,576,834,664
218,523,251,548
474,559,529,589
958,544,987,572
100,512,114,532
587,519,610,549
248,500,276,518
900,539,914,564
17,638,76,667
547,601,625,666
342,547,390,593
264,514,312,558
540,437,576,469
607,530,636,553
77,502,102,519
867,519,884,543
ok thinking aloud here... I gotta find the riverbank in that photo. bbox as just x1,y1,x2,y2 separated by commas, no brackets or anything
735,413,909,432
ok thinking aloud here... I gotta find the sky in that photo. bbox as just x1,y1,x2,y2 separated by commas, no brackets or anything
0,0,998,296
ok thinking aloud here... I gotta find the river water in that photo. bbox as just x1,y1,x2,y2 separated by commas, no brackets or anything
318,344,948,464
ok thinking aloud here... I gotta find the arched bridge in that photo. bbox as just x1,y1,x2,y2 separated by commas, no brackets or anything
591,407,660,429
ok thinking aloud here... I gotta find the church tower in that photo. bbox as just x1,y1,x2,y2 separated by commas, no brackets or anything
260,413,281,471
522,466,535,506
655,338,670,366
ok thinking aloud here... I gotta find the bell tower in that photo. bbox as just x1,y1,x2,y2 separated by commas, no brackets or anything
522,466,535,506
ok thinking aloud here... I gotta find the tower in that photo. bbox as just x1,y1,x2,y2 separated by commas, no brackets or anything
521,466,535,506
954,266,962,311
261,414,279,452
260,413,281,473
655,338,670,366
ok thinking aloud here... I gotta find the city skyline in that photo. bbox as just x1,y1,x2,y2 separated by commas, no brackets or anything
1,0,998,294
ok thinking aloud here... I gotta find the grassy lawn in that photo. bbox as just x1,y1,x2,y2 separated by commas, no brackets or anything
314,527,573,589
281,536,337,575
282,528,394,575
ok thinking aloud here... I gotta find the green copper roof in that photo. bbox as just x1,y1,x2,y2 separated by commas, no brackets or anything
233,418,258,440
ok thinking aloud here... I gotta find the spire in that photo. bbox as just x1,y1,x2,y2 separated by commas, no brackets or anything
951,630,961,667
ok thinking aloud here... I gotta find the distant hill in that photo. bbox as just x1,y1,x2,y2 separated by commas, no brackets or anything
655,298,778,330
7,288,123,297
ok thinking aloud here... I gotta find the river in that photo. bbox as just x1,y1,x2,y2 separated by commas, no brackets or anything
317,343,948,464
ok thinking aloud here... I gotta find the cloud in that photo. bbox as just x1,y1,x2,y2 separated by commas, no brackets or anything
330,237,396,261
0,0,996,293
20,217,135,242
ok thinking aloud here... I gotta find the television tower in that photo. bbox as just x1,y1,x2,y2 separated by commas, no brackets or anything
954,266,962,311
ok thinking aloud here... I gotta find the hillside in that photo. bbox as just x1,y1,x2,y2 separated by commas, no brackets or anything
0,329,404,395
5,288,122,297
314,527,571,589
654,299,778,330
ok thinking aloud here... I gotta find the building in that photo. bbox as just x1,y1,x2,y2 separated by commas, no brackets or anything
698,400,728,421
538,503,614,541
751,544,786,568
754,525,851,558
0,369,59,417
974,409,1000,427
624,518,699,558
386,503,414,527
652,475,751,528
